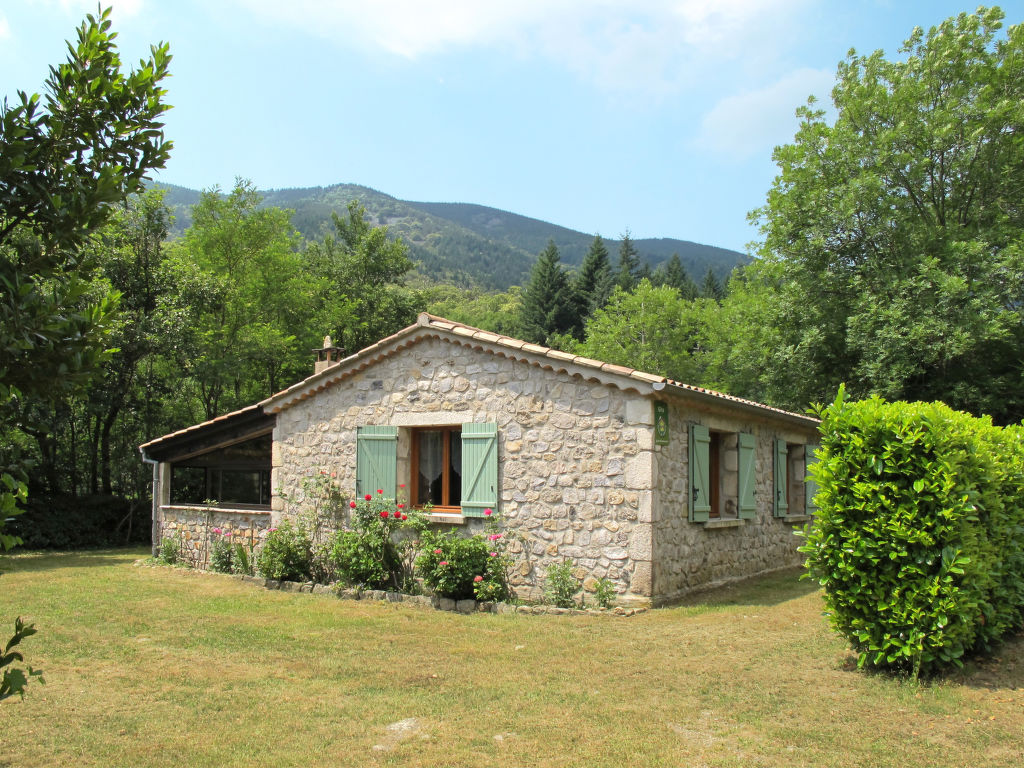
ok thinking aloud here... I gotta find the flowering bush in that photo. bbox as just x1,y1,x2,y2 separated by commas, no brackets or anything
417,511,512,602
327,488,425,590
277,471,349,582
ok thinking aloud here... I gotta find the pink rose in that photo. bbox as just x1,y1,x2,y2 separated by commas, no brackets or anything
439,561,448,566
484,508,492,516
434,549,442,555
474,575,483,583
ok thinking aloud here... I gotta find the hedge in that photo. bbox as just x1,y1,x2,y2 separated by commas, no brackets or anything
7,494,150,549
800,388,1024,677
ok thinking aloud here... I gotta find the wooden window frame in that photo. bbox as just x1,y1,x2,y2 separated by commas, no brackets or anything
410,425,462,513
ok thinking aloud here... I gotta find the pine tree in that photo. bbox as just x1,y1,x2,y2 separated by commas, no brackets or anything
574,235,612,315
519,240,580,344
700,267,725,302
615,230,640,291
636,261,653,284
659,253,699,299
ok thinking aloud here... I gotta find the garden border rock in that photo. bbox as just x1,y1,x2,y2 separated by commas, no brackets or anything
137,560,646,616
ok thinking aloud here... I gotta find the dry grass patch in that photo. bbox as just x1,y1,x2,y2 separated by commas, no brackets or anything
1,549,1022,767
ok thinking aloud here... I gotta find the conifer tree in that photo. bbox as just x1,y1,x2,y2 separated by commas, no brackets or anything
574,235,613,315
636,261,653,284
700,267,725,302
658,253,699,299
615,230,640,291
519,240,580,344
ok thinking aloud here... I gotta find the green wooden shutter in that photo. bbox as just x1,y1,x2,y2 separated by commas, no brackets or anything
356,426,397,500
773,438,789,517
689,424,711,522
738,432,757,520
804,443,819,515
461,422,497,517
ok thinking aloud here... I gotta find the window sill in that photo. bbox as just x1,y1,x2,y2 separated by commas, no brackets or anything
428,511,467,525
781,514,812,524
703,518,745,529
162,504,271,515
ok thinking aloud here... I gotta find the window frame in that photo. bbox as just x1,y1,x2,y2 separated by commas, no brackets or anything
409,425,463,512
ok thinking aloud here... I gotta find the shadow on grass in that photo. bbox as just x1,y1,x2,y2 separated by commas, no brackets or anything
951,632,1024,692
0,547,148,573
666,566,820,609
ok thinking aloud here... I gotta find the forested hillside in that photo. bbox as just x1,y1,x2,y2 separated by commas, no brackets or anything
154,182,746,289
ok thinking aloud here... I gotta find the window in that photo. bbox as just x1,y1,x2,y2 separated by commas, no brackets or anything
774,439,813,517
355,422,497,518
689,426,756,522
411,426,462,509
168,435,272,508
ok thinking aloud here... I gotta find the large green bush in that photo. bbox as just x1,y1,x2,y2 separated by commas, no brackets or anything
801,389,1024,676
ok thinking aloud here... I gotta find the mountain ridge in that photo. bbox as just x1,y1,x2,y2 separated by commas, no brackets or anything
151,182,748,290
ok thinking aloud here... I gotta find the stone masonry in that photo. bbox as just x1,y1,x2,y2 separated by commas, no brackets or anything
651,397,812,605
272,336,657,604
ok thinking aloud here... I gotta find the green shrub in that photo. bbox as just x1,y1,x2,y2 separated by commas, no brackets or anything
327,492,423,590
231,542,253,576
801,388,1024,677
255,522,313,582
544,560,580,608
417,522,510,602
328,530,392,588
209,530,233,573
159,537,179,565
593,577,616,609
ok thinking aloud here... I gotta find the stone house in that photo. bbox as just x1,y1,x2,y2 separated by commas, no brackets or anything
140,313,820,606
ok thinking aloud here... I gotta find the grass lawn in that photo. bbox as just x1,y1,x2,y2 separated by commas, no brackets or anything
1,549,1022,767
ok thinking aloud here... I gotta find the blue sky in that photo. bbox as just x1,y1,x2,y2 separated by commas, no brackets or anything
3,1,1022,253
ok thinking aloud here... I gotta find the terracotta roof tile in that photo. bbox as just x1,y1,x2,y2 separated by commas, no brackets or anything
256,312,818,426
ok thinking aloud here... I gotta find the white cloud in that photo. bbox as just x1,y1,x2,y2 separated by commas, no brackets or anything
25,0,144,18
693,67,835,160
228,0,809,95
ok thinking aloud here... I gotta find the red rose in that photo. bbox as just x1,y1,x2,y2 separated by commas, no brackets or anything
401,514,407,520
399,483,406,489
434,549,442,555
377,489,383,495
350,501,357,509
365,494,372,501
397,503,405,509
380,510,389,519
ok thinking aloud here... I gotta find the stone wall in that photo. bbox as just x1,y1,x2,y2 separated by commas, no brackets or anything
651,398,816,604
272,336,656,604
158,505,271,569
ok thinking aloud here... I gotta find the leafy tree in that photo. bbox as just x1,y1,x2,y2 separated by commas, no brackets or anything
0,5,171,701
519,241,582,344
575,280,716,383
305,199,422,354
736,7,1024,421
424,285,523,337
656,253,699,299
574,235,613,315
615,230,640,291
699,267,725,302
167,181,311,417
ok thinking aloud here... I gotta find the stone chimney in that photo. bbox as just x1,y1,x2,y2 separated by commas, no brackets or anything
313,335,345,374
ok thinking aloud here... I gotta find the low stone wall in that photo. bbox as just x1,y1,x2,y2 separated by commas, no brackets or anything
157,505,271,569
